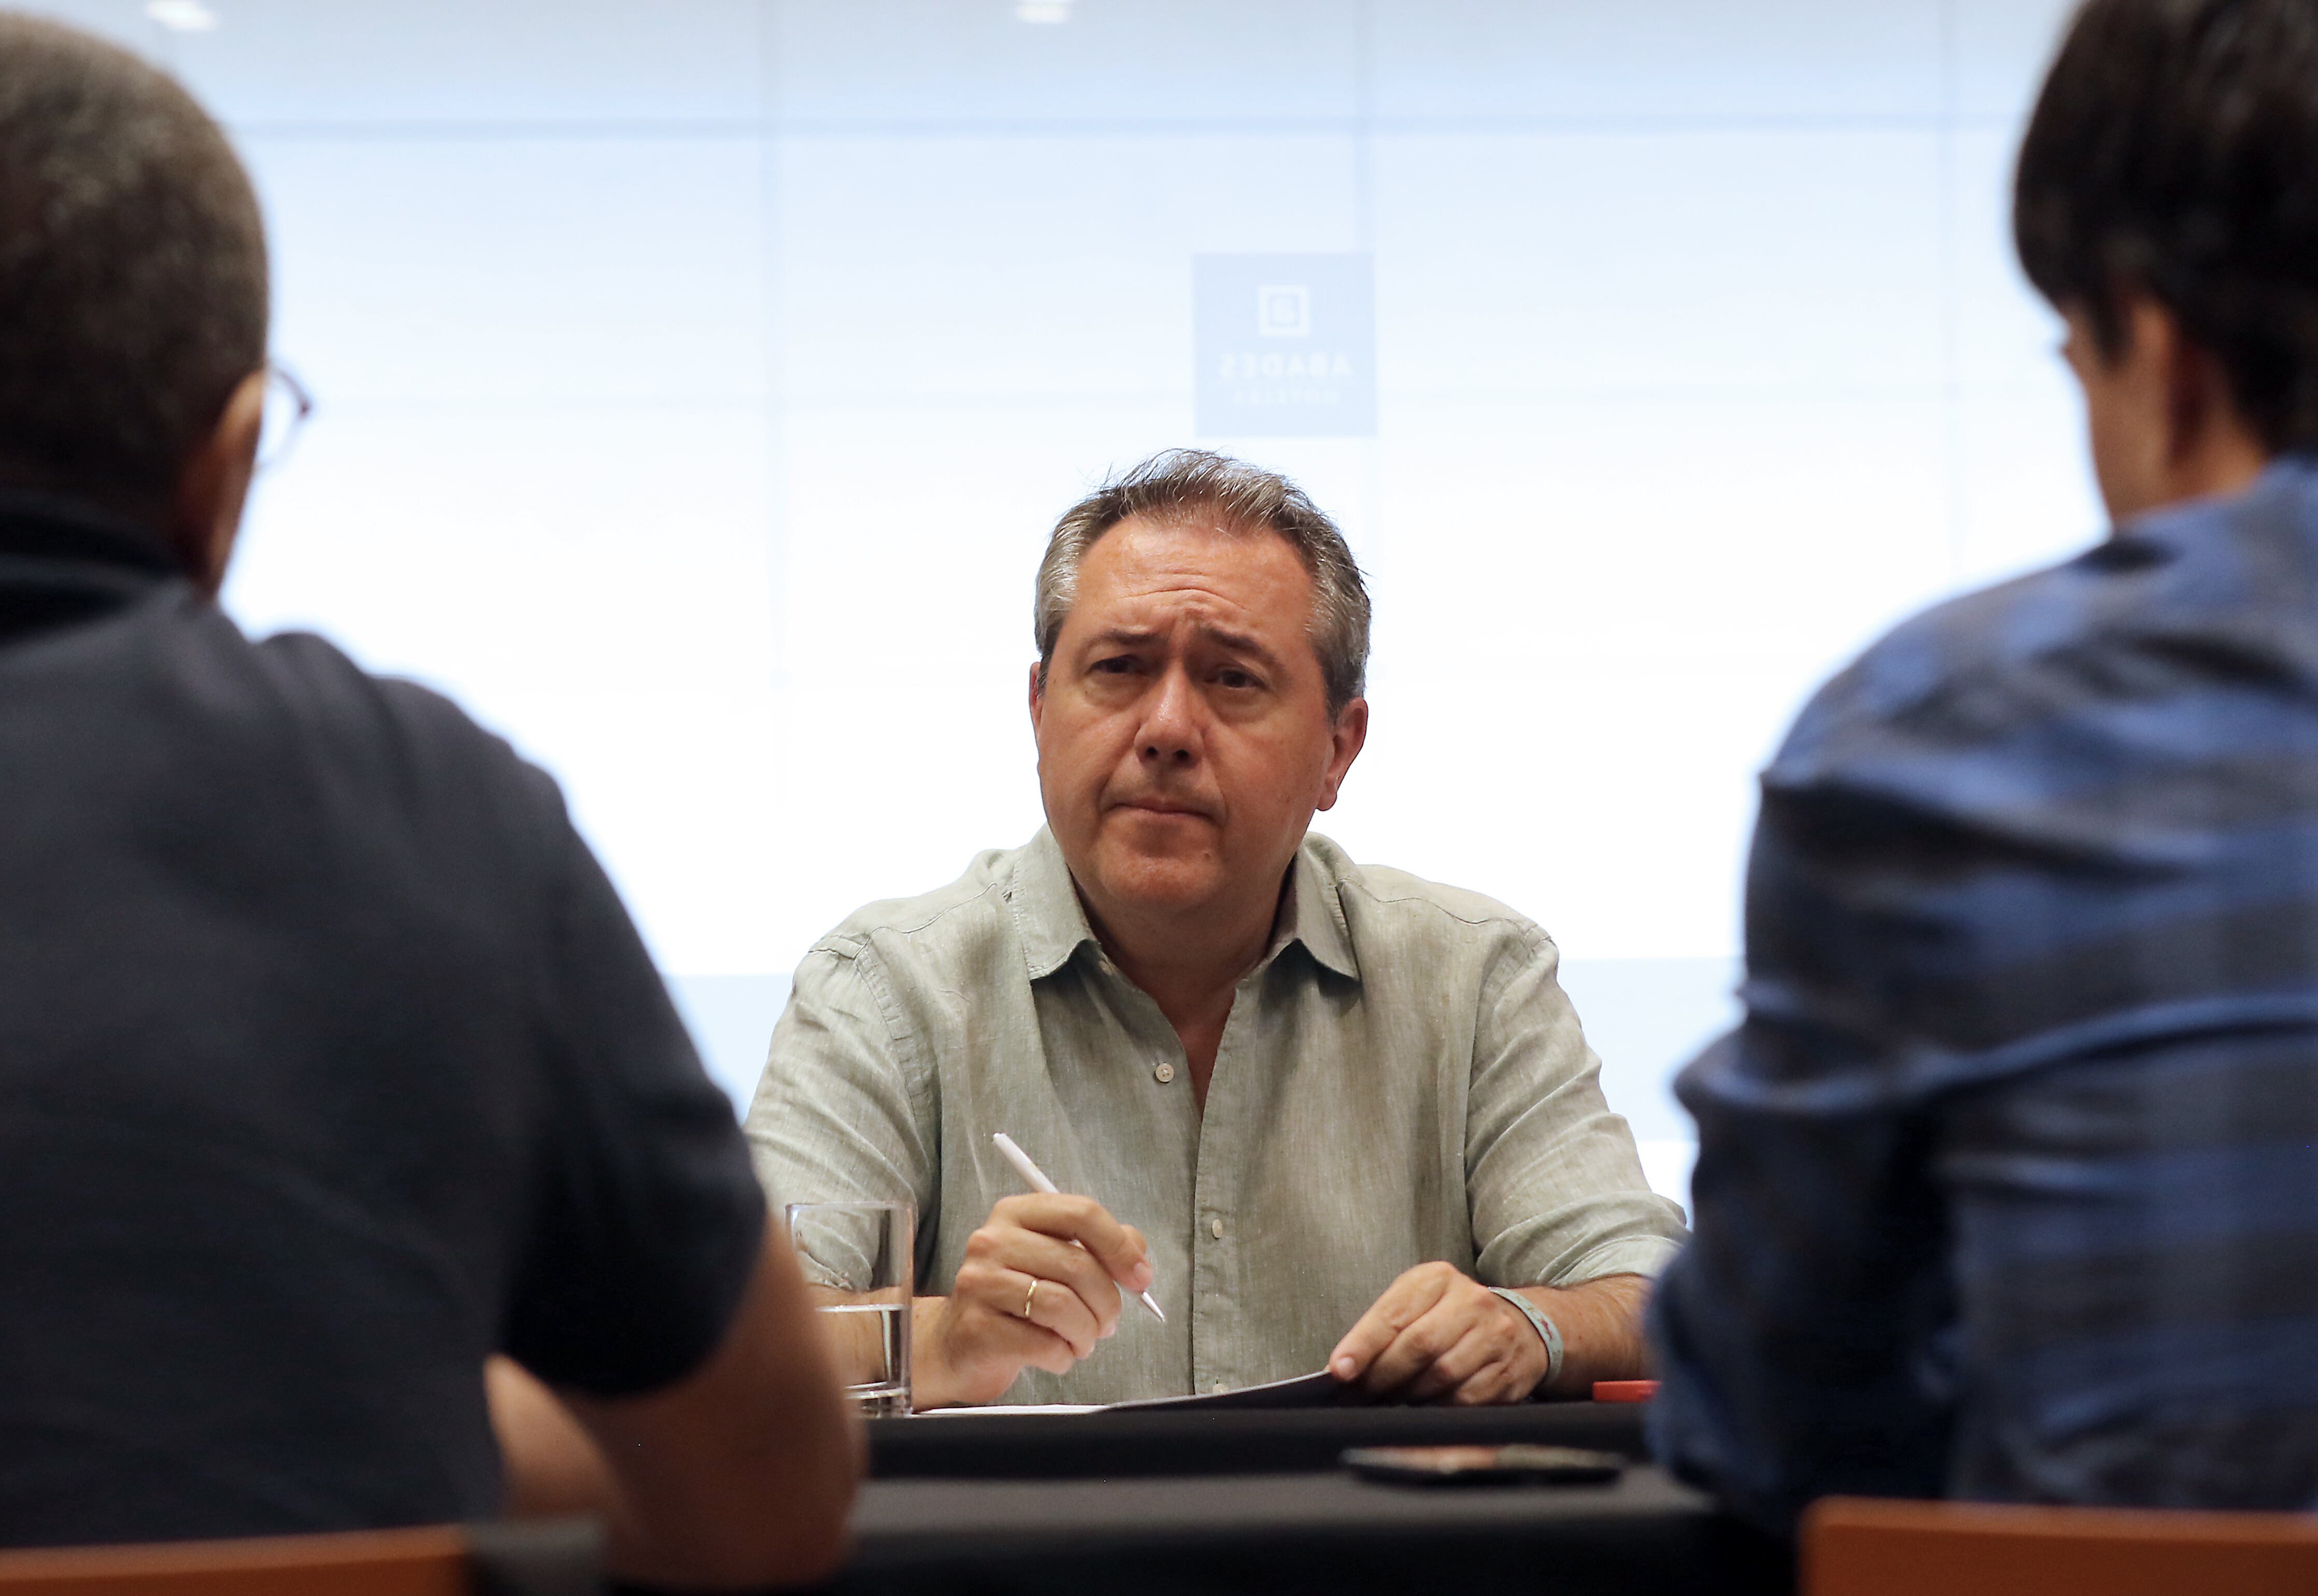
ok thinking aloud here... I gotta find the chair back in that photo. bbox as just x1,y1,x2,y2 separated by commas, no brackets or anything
0,1520,600,1596
1803,1495,2318,1596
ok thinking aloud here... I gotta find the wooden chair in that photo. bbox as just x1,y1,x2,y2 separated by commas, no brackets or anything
0,1519,599,1596
1803,1494,2318,1596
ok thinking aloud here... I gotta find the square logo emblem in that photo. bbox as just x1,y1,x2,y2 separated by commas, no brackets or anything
1256,284,1312,338
1194,253,1376,437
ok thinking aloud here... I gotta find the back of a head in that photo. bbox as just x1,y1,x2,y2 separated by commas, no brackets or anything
2015,0,2318,453
0,13,265,528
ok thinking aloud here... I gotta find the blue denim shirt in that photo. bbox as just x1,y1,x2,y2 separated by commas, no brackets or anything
1652,458,2318,1533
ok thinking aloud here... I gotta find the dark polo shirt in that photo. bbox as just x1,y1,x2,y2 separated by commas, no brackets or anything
0,493,762,1546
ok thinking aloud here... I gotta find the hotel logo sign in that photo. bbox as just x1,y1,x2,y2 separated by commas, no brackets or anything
1194,253,1376,438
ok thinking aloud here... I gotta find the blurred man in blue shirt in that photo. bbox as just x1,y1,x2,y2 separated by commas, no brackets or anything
1653,0,2318,1534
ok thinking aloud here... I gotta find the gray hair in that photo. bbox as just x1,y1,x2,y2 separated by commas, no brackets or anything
1034,449,1371,714
0,15,267,524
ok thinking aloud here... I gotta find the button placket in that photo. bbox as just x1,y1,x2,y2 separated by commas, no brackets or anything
1185,963,1270,1400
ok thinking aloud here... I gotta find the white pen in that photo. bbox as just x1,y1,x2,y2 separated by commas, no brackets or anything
991,1131,1166,1322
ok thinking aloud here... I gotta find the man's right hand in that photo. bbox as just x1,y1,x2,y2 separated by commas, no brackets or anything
913,1193,1152,1408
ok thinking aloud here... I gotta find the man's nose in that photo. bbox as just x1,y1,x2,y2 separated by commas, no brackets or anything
1137,666,1203,766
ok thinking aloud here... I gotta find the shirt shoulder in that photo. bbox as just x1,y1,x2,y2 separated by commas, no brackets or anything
1776,553,2100,779
802,842,1025,965
1307,836,1556,965
1778,463,2318,788
246,628,570,856
251,630,542,782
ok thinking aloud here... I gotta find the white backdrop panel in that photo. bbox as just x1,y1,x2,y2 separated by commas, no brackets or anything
86,0,2111,1202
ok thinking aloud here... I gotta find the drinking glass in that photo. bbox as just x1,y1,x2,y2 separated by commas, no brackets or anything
785,1201,913,1417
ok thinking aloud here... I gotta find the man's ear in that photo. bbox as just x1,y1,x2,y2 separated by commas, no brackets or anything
167,367,267,597
1315,696,1368,813
1027,660,1046,737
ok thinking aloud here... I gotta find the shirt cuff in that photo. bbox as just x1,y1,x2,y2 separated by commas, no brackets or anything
1556,1235,1684,1284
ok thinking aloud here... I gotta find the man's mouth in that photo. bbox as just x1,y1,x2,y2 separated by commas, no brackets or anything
1118,797,1212,820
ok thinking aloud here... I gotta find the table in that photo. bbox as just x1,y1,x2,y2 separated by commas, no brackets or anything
822,1405,1791,1596
829,1463,1789,1596
867,1400,1652,1480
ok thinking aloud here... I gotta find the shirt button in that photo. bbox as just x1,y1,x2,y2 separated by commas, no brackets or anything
1209,1217,1225,1241
1154,1061,1175,1084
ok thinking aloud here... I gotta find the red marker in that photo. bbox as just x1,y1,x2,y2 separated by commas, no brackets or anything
1593,1380,1659,1403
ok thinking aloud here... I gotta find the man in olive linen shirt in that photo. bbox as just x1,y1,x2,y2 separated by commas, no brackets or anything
750,451,1683,1408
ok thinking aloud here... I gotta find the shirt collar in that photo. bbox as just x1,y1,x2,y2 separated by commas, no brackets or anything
0,489,179,575
1010,826,1103,981
1279,839,1362,982
0,490,184,649
1008,825,1362,985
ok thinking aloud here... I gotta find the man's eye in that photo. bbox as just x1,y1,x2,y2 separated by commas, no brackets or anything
1215,669,1259,690
1091,657,1139,675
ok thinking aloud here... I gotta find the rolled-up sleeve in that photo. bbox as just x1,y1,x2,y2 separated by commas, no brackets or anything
1465,928,1689,1289
744,939,937,1275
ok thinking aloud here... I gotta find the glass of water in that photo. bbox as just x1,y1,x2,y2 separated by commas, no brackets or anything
785,1201,913,1418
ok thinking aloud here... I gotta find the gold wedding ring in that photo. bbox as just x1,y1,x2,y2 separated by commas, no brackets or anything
1023,1278,1041,1320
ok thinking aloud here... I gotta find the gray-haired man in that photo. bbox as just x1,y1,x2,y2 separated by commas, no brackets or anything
748,450,1684,1408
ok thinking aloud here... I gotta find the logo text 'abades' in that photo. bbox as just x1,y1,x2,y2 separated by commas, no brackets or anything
1193,254,1376,438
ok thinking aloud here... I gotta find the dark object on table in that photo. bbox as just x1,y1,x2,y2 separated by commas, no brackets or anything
1342,1444,1627,1486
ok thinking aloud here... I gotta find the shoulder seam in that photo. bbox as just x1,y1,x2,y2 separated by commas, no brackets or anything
1338,872,1553,945
809,935,938,1120
825,876,1011,950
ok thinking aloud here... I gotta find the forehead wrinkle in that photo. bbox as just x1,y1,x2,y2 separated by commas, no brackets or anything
1105,578,1260,625
1094,514,1310,589
1086,547,1310,624
1069,518,1319,668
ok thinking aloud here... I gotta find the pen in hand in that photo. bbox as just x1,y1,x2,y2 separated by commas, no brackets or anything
991,1131,1166,1323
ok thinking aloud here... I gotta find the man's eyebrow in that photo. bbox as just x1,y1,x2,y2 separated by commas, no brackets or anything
1079,622,1287,671
1083,626,1167,651
1195,625,1285,669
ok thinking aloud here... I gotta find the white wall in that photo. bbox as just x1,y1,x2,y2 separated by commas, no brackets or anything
41,1,2101,1193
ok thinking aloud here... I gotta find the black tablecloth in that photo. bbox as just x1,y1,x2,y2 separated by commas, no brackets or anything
826,1463,1790,1596
867,1400,1652,1479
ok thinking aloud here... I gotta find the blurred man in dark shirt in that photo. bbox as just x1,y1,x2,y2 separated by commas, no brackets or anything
0,16,856,1583
1652,0,2318,1534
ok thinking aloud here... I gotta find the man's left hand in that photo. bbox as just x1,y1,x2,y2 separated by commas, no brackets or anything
1327,1262,1550,1405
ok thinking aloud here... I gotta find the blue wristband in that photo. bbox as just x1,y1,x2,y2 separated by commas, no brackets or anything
1488,1286,1564,1391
